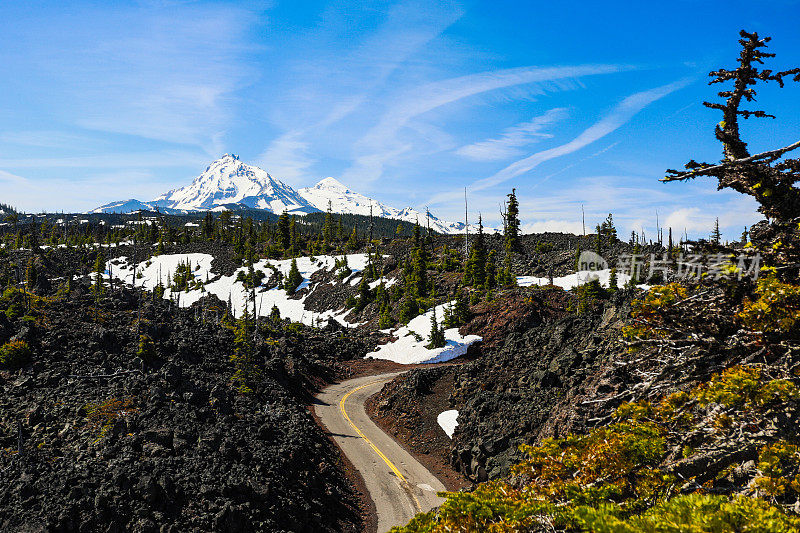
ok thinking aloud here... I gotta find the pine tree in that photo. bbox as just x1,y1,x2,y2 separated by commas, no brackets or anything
347,227,359,251
231,309,259,394
25,257,37,289
608,267,618,292
289,216,298,257
378,303,394,329
92,251,105,298
412,245,428,298
464,215,486,287
323,201,334,248
269,303,281,323
711,218,722,244
486,250,497,289
355,276,373,312
427,308,446,349
278,212,290,251
505,188,520,252
284,258,303,294
662,30,800,276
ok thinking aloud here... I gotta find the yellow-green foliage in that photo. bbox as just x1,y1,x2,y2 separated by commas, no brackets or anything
755,441,800,499
622,283,688,342
695,366,798,408
0,339,31,369
137,334,156,363
573,494,800,533
84,398,136,439
392,362,800,532
515,422,672,515
739,275,800,334
391,422,673,532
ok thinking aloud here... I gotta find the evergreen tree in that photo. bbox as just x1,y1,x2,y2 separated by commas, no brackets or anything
443,292,470,328
347,227,359,251
505,188,521,252
464,215,486,287
284,259,303,294
711,217,722,244
289,216,298,256
595,224,603,257
608,267,618,292
25,257,37,289
427,308,446,349
412,244,428,298
378,303,394,329
269,304,281,323
323,201,334,247
355,276,373,312
201,212,215,240
278,212,291,250
92,251,105,298
599,213,618,243
486,250,497,289
231,309,259,394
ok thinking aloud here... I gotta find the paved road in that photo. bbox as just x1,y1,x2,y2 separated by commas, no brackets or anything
315,372,447,533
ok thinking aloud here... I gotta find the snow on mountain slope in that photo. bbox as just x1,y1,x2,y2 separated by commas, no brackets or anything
90,156,474,234
299,177,468,235
106,252,374,327
153,154,317,214
91,199,166,214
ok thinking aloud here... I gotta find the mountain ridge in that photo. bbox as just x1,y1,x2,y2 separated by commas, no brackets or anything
92,155,468,234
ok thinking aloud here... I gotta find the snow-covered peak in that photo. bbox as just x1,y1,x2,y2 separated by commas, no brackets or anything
312,177,350,192
152,156,317,214
298,179,468,234
90,155,470,233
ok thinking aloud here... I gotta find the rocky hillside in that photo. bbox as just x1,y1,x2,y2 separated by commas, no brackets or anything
0,248,377,532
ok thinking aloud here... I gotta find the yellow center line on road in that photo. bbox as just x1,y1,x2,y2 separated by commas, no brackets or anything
339,380,423,513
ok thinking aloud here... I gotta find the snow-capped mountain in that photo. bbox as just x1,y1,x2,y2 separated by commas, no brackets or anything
93,155,316,215
298,177,466,234
92,155,469,234
153,155,316,214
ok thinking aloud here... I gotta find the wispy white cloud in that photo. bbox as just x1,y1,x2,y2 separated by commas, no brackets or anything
0,151,207,169
0,170,29,184
258,132,314,186
258,0,463,183
470,78,692,192
521,219,585,234
455,107,568,161
342,64,632,187
30,3,260,156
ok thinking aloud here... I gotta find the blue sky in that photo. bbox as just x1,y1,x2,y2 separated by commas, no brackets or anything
1,0,799,240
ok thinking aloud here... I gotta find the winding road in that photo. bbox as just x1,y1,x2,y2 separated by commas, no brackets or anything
315,372,447,533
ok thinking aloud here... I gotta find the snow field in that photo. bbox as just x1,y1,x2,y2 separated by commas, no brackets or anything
516,268,638,290
365,301,482,365
106,253,374,327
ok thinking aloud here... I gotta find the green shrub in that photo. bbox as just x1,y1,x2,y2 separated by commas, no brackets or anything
574,494,800,533
739,274,800,334
0,339,31,369
137,334,157,363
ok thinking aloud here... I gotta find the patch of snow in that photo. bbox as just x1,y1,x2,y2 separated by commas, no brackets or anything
365,302,482,364
368,277,397,290
517,269,637,290
107,252,375,327
437,410,459,439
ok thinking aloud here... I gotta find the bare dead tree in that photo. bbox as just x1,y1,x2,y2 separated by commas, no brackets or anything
662,30,800,276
